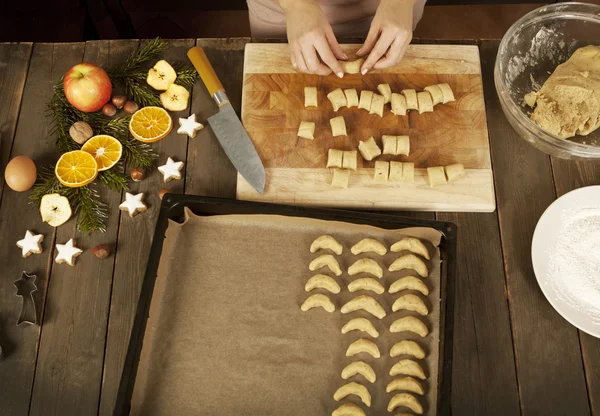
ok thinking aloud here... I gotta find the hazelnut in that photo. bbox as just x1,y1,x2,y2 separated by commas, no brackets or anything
159,188,169,200
124,101,139,114
102,103,117,117
130,168,146,182
111,95,127,109
69,121,93,144
93,244,110,259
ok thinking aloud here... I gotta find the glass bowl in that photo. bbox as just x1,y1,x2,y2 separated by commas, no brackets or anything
494,2,600,160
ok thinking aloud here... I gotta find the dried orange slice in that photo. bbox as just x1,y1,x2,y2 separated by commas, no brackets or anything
55,150,98,188
81,135,123,171
129,106,173,143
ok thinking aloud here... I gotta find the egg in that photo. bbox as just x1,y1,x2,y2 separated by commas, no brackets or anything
5,156,37,192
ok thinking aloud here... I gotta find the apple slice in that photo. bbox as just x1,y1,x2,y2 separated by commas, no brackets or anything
147,60,177,91
40,193,72,227
160,84,190,112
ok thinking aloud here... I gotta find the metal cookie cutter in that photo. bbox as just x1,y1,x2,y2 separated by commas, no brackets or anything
14,271,38,326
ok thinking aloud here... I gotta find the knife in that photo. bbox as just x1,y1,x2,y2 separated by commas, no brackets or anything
187,46,265,193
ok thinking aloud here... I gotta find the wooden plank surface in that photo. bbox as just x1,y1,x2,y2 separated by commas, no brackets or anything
237,43,495,212
482,40,591,416
98,38,195,416
0,42,83,416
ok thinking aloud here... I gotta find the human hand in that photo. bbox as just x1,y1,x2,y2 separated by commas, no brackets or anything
357,0,415,74
280,0,347,77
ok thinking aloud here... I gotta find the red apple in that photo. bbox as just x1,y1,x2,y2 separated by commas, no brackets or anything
63,63,112,113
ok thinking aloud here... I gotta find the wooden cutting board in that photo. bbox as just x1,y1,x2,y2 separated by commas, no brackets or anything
237,43,495,212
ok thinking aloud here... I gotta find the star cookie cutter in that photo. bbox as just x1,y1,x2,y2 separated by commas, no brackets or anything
14,271,38,326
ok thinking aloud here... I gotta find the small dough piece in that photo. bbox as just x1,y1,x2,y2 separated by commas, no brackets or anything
390,340,426,360
391,237,430,260
344,88,359,108
341,58,365,74
327,149,344,168
297,121,315,140
346,338,381,358
341,295,386,319
386,377,425,395
389,276,430,296
388,393,424,414
305,274,341,294
342,361,377,383
401,162,414,183
377,83,392,104
309,254,342,276
392,294,429,315
417,91,434,114
327,88,347,111
437,83,456,103
369,93,385,117
389,161,404,182
348,258,384,278
524,91,537,108
396,135,410,156
331,168,351,189
342,150,358,171
330,116,347,137
389,254,429,277
389,359,426,380
348,277,385,294
358,90,374,111
427,166,447,187
358,137,382,161
382,135,397,155
424,84,444,105
374,161,389,182
342,317,380,338
301,293,335,312
391,93,407,116
310,235,343,255
333,382,372,407
332,403,366,416
390,316,429,337
351,238,387,255
445,163,466,182
304,86,318,108
401,89,418,110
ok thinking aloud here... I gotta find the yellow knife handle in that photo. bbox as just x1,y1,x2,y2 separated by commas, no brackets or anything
187,46,229,106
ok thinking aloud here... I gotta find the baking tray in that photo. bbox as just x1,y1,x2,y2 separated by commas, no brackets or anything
114,194,457,416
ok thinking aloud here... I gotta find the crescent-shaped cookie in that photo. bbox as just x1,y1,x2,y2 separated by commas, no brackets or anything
309,254,342,276
390,316,429,337
389,254,429,278
300,294,335,312
390,340,426,359
341,295,386,319
386,376,425,395
334,382,372,407
348,258,383,278
341,317,380,338
392,294,429,316
341,361,377,383
346,338,381,358
390,237,430,260
310,235,343,255
389,276,429,296
351,238,387,256
389,359,426,379
348,277,385,295
387,393,424,414
304,274,341,294
332,402,366,416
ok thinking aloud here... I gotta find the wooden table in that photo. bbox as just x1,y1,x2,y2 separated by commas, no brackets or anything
0,38,599,416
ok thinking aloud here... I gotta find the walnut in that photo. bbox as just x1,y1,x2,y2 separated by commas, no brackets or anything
69,121,93,144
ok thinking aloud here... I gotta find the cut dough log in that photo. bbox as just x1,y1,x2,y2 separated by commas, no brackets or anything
342,295,386,319
343,150,358,171
342,317,380,338
392,294,429,315
327,149,344,168
309,254,342,276
396,135,410,156
346,338,381,358
437,83,455,103
351,238,387,255
304,86,318,108
341,58,364,74
389,276,430,296
382,135,397,155
389,253,429,277
301,293,335,312
389,161,404,182
389,359,426,379
348,258,384,278
388,393,424,414
332,403,366,416
386,376,425,395
391,92,408,116
297,121,315,140
342,361,377,383
402,162,414,183
330,116,347,137
331,168,351,189
391,237,430,260
390,316,429,337
327,88,347,111
445,163,466,182
424,84,444,105
374,161,389,182
417,91,434,114
358,90,374,111
344,88,359,108
427,166,447,187
358,137,382,161
401,89,418,110
305,274,341,294
310,235,343,255
369,93,385,117
348,277,385,294
334,382,372,407
377,83,392,104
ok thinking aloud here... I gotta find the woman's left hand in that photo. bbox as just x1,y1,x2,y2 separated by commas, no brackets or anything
357,0,416,74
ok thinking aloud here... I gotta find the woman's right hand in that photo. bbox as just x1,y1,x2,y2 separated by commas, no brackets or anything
280,0,347,77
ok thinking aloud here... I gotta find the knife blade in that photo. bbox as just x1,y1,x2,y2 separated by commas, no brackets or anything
187,46,265,193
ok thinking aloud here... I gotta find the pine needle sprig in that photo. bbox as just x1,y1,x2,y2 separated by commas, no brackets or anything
172,62,199,90
120,136,156,169
98,165,129,192
29,166,63,205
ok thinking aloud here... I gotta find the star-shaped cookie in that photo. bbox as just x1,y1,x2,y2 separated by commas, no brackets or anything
119,192,147,217
158,157,184,183
177,113,204,138
17,230,44,258
55,239,83,266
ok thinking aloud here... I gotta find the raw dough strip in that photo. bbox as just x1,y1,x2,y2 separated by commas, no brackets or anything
391,92,407,116
417,91,434,114
427,166,447,187
344,88,359,108
341,58,364,74
304,86,318,108
327,149,344,168
358,137,382,161
424,84,444,106
331,168,351,189
437,83,455,103
374,161,389,182
445,163,466,182
297,121,315,140
382,135,397,155
330,116,347,137
401,89,418,110
342,150,357,171
389,161,404,182
327,88,347,111
358,90,374,111
377,83,392,104
369,93,385,117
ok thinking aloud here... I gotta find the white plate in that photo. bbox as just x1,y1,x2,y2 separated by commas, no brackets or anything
532,185,600,338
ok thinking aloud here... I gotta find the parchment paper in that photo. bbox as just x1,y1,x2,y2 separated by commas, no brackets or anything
131,210,442,416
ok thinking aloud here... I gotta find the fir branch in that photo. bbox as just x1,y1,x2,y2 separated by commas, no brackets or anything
172,62,199,90
69,186,108,234
98,166,129,192
120,136,156,169
29,166,64,205
124,81,162,107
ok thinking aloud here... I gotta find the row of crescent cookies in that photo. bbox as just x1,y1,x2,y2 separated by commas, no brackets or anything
300,236,432,415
